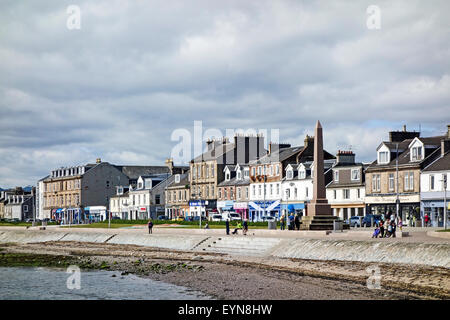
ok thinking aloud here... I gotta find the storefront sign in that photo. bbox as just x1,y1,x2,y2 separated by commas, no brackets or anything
234,202,248,209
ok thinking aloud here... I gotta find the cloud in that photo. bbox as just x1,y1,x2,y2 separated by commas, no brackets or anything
0,0,449,187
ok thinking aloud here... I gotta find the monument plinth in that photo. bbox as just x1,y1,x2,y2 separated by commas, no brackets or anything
301,121,338,230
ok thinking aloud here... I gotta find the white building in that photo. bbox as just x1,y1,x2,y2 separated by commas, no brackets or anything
325,151,366,221
420,140,450,227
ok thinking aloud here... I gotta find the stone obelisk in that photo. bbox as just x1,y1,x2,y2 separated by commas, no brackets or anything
307,120,332,216
301,120,335,230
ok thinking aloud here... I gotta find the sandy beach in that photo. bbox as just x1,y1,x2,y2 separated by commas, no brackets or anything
1,239,449,300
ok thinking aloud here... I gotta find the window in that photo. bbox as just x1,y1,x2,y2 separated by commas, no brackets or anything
237,187,241,199
252,167,256,176
230,188,234,199
378,151,389,164
294,188,298,198
258,185,262,196
306,187,309,198
372,174,381,192
237,171,241,180
246,187,249,198
192,167,196,180
357,189,360,199
155,195,161,204
211,185,214,197
286,189,290,199
23,205,28,212
270,184,273,195
343,189,350,199
430,175,435,190
334,171,339,182
257,167,262,175
287,170,293,180
351,169,360,181
299,170,305,179
211,165,214,178
175,174,180,183
224,189,228,199
206,185,209,197
389,173,394,191
404,172,414,191
269,165,273,176
333,190,336,199
244,169,249,178
412,147,422,161
219,189,222,199
276,183,280,195
252,185,256,196
276,165,280,175
225,172,230,181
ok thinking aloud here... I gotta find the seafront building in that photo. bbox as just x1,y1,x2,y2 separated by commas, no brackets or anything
365,125,447,226
189,135,266,218
326,151,367,220
217,164,251,219
165,172,190,219
420,129,450,227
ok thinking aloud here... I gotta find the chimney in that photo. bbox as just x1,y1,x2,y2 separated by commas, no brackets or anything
165,158,174,175
442,139,450,157
389,126,420,142
304,135,314,148
336,150,355,164
96,158,102,164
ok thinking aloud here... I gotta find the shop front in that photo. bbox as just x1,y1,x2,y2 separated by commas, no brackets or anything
421,200,450,227
234,202,249,220
248,200,281,222
365,194,420,226
84,206,107,222
281,203,305,218
217,200,234,214
189,200,219,217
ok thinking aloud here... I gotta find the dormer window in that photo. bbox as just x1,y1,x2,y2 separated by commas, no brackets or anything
298,170,305,179
351,169,360,181
378,151,389,164
334,170,339,182
138,182,143,189
237,171,241,180
225,172,230,181
244,169,249,178
175,174,180,183
286,169,293,180
411,146,422,161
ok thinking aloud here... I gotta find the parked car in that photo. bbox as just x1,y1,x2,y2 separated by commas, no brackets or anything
192,216,207,222
224,212,241,221
348,216,362,227
157,215,168,220
362,214,382,227
172,216,185,221
262,216,276,222
210,214,222,222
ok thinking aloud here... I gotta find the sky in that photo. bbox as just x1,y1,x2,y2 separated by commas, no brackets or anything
0,0,449,188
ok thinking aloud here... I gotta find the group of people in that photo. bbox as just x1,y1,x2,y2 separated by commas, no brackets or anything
280,213,301,231
372,212,402,238
226,219,249,235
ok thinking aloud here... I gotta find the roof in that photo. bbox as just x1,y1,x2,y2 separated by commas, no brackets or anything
166,172,190,189
192,143,235,162
250,146,304,165
116,166,171,180
369,135,445,170
423,151,450,172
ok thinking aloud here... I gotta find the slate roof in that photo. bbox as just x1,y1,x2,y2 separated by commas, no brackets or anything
166,172,190,189
191,143,235,162
423,152,450,172
250,146,304,165
116,166,171,180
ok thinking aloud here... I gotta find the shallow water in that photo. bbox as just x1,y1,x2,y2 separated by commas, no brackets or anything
0,267,211,300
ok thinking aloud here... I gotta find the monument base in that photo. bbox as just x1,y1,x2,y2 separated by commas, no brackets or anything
300,215,349,230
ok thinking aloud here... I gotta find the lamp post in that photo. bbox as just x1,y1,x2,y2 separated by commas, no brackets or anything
443,174,448,230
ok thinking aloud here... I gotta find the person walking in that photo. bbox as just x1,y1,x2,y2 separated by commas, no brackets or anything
379,219,385,238
391,220,397,238
148,219,153,234
294,214,300,230
243,219,248,236
398,218,403,232
280,214,285,231
225,218,230,235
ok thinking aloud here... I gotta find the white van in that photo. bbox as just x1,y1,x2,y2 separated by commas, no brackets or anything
222,212,241,221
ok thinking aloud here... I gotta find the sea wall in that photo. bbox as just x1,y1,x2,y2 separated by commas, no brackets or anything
0,229,448,268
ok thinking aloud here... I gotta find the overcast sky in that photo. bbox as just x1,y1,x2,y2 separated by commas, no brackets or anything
1,0,449,187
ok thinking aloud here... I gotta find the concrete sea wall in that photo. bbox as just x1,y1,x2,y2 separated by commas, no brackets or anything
0,229,448,268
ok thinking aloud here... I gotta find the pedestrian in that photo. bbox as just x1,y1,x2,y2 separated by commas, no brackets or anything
225,218,230,235
289,214,294,230
372,226,380,238
424,214,430,227
243,219,248,236
280,214,285,230
391,220,396,238
379,219,385,238
294,214,300,230
398,218,403,231
148,219,153,234
232,221,242,235
204,222,210,229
